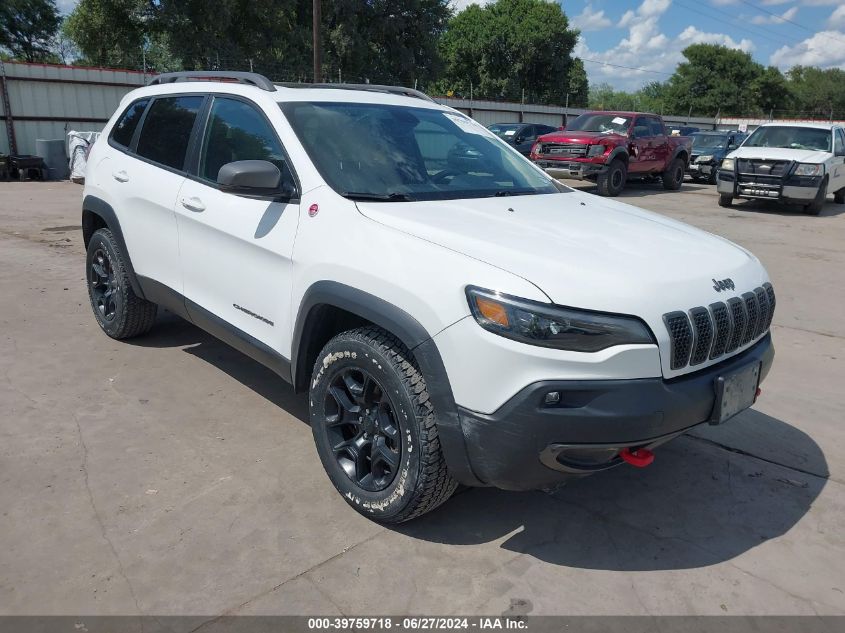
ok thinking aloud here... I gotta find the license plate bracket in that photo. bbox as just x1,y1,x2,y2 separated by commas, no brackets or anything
710,362,761,425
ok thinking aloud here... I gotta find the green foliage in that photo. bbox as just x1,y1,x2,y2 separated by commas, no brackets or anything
786,66,845,118
64,0,149,69
437,0,580,104
0,0,61,62
661,44,764,116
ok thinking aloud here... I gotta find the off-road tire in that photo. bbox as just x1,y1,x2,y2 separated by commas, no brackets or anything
707,170,718,185
803,179,827,216
834,188,845,205
596,159,627,197
86,228,157,339
718,193,734,208
309,326,457,523
662,158,685,190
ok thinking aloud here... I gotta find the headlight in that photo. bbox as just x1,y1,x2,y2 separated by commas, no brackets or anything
466,287,654,352
587,144,605,157
697,154,713,163
794,163,823,176
721,158,735,170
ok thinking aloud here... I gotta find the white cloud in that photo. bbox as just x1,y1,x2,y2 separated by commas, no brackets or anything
56,0,78,14
450,0,492,11
571,5,612,32
576,0,754,91
829,5,845,30
770,30,845,69
750,5,798,25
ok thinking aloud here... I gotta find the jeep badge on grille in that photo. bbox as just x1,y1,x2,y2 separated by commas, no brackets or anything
713,278,735,292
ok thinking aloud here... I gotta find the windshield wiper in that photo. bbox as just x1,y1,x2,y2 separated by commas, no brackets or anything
492,189,536,197
342,191,415,202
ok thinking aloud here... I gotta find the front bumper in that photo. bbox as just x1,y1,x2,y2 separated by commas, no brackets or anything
717,170,821,201
687,162,715,177
534,159,606,181
455,334,774,490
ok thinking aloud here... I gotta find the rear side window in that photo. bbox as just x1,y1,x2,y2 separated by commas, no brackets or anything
136,96,203,170
110,99,148,148
199,97,294,187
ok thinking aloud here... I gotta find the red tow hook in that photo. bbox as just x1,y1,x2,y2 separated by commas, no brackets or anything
620,447,655,468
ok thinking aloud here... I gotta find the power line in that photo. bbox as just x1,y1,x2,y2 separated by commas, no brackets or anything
673,0,809,49
579,57,673,77
737,0,845,47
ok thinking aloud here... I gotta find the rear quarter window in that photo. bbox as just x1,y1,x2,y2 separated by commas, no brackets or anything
135,95,204,170
110,99,149,148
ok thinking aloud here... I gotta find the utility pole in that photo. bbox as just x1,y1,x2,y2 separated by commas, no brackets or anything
312,0,322,83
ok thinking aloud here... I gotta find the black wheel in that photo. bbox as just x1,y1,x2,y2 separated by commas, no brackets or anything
310,326,457,523
662,158,685,190
86,228,157,339
596,159,627,197
834,188,845,204
707,170,718,185
803,179,827,216
718,193,734,208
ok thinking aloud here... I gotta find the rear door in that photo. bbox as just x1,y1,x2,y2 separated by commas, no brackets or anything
175,95,300,358
108,94,205,295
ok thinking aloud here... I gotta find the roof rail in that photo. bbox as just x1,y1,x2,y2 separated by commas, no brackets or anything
277,82,435,102
148,71,276,92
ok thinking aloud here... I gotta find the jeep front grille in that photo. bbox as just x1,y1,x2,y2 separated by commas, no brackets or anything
662,282,775,370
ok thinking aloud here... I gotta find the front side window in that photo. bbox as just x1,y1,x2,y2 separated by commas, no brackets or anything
199,97,294,187
281,102,558,201
136,96,203,170
743,126,832,152
110,99,148,148
835,129,844,155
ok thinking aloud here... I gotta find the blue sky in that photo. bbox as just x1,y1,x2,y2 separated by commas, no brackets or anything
56,0,845,92
453,0,845,91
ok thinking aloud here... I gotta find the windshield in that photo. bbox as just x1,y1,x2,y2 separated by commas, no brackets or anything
743,126,831,152
280,102,558,201
566,113,630,134
692,134,729,149
487,123,521,139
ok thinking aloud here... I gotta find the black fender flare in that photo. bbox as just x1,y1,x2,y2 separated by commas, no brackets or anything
670,145,690,166
292,280,483,486
82,195,145,299
607,146,630,166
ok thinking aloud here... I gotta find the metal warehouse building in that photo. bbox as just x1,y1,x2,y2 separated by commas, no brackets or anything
0,60,147,156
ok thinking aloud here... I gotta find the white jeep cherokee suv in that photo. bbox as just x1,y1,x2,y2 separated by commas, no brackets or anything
82,72,776,523
717,121,845,215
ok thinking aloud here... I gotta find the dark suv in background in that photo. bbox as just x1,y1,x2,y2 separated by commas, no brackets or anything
688,130,746,184
488,122,559,155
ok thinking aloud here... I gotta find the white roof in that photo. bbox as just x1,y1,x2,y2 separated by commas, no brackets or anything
756,121,838,130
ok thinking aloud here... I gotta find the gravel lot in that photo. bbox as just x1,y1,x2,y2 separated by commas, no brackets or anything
1,179,843,619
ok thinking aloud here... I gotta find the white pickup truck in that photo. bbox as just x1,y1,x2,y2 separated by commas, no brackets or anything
717,121,845,215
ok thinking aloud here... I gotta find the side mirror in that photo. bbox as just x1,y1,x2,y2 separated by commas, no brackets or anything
218,160,294,198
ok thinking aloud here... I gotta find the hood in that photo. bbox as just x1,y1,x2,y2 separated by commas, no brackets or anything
728,145,830,164
357,190,768,374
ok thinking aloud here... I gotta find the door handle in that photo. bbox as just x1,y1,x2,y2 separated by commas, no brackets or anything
112,170,129,182
180,196,206,212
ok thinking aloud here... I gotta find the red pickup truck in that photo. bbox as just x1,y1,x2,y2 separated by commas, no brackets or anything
529,111,692,196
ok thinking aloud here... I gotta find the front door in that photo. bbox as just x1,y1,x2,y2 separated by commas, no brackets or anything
175,96,301,360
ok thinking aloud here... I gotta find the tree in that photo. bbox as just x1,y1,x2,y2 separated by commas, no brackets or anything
64,0,149,69
660,44,788,117
437,0,581,104
786,66,845,119
0,0,61,62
